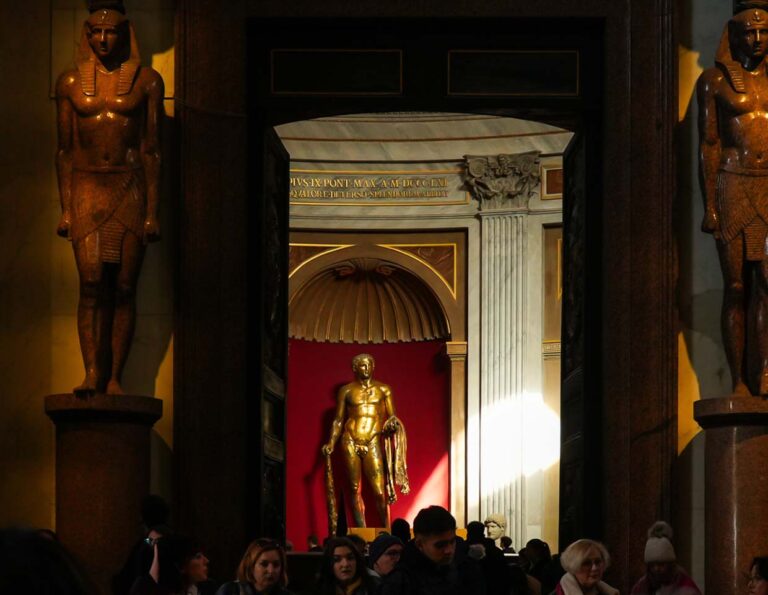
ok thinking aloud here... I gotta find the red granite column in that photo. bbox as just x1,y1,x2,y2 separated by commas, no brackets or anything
45,394,163,594
694,397,768,595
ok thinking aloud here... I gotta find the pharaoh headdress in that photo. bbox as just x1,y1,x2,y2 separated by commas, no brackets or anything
77,0,141,96
716,1,768,92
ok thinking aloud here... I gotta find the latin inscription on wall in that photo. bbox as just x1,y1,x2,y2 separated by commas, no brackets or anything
289,169,468,205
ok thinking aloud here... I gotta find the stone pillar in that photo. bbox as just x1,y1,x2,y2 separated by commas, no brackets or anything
465,151,540,548
45,393,163,593
694,397,768,595
447,340,468,526
478,211,526,546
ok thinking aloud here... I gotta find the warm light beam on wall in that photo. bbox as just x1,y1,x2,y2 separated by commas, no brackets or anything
479,392,560,500
404,454,450,523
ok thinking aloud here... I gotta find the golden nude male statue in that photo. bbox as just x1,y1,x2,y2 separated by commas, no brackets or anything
322,354,409,530
56,0,163,394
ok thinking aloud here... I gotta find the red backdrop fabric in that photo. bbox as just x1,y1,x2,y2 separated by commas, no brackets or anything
286,339,450,550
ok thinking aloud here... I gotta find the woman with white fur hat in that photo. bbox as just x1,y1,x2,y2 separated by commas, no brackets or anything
629,522,701,595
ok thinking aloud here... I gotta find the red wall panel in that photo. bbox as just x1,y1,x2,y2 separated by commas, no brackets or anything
286,339,450,549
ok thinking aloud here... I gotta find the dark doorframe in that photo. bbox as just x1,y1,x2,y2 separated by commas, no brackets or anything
175,2,677,590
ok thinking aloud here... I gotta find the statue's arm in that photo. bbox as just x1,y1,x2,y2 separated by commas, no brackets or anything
382,385,399,432
141,70,164,243
322,388,346,455
697,69,722,236
55,72,75,239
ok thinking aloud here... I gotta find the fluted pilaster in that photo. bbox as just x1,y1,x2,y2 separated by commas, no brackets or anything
479,212,526,546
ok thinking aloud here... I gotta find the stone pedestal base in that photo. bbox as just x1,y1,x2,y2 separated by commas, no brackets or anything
694,396,768,594
45,393,162,594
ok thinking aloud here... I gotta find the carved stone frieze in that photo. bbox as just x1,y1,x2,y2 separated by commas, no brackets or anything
463,151,541,210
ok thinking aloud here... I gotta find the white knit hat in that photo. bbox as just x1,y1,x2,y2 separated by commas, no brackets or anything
644,521,676,563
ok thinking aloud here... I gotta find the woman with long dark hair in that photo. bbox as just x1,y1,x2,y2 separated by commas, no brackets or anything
314,537,377,595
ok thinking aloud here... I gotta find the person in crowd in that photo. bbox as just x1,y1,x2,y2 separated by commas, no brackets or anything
465,521,511,595
629,522,700,595
114,495,173,595
368,535,404,579
315,537,378,595
500,537,516,554
216,538,293,595
554,539,618,595
129,534,215,595
379,505,486,595
346,534,369,557
0,527,93,594
390,519,411,545
526,539,563,595
308,535,323,553
748,557,768,595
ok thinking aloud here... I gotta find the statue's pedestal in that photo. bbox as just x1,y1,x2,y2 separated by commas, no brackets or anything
45,393,162,593
694,396,768,594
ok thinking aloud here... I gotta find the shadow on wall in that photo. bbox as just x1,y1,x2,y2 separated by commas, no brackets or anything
672,431,705,590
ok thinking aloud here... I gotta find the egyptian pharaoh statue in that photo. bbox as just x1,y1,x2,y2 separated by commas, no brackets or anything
322,354,410,530
698,0,768,396
56,0,163,395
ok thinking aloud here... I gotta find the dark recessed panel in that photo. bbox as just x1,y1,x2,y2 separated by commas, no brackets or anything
271,49,402,95
448,50,579,96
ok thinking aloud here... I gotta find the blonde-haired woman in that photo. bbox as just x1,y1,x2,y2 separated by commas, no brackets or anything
553,539,619,595
216,539,294,595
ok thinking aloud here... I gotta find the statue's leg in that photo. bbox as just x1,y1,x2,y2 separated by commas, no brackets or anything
106,231,145,395
717,236,750,396
756,256,768,394
364,439,390,528
342,437,366,527
73,235,105,393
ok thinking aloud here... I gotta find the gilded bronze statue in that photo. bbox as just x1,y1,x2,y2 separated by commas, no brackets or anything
56,0,163,395
698,1,768,396
322,354,409,531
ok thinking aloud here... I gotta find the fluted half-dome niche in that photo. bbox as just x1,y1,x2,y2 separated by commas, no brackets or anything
289,258,450,344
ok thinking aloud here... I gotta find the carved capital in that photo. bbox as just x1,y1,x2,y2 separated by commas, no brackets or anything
463,151,541,210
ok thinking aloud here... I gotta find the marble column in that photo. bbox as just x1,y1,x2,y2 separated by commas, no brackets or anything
465,151,541,547
694,397,768,595
478,211,527,545
45,393,162,593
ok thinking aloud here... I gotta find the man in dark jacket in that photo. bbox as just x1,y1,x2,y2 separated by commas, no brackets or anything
379,506,486,595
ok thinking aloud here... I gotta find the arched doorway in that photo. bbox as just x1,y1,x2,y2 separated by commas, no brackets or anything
286,248,459,546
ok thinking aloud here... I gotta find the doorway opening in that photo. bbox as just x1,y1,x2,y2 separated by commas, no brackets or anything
275,112,569,552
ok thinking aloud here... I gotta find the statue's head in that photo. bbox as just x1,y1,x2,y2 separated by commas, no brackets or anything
86,8,129,63
352,353,375,380
483,514,506,540
730,6,768,62
76,0,140,96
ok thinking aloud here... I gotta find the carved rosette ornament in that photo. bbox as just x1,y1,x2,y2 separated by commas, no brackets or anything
463,151,541,210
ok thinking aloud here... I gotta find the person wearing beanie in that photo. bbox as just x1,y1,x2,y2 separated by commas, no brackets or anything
390,519,411,545
629,522,701,595
368,535,403,578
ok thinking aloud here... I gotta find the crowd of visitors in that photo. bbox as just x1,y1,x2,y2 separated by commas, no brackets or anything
1,497,749,595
